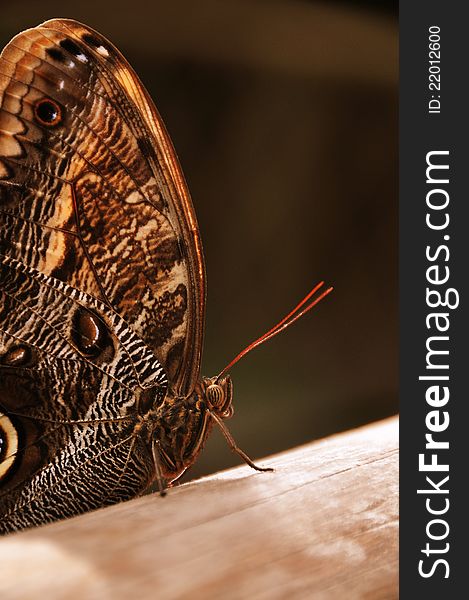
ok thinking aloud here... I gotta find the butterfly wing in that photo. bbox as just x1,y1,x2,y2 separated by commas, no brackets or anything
0,19,205,397
0,254,167,532
0,19,205,530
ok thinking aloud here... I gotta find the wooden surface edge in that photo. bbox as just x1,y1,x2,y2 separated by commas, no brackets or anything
0,416,398,599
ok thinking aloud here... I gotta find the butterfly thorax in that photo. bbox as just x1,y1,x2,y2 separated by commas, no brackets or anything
147,375,233,483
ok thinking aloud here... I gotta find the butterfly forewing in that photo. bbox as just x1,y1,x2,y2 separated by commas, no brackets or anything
0,19,205,395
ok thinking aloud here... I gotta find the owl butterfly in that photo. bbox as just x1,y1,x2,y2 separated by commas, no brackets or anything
0,19,332,534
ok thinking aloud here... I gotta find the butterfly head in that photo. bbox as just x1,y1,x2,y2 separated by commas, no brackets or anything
201,375,234,419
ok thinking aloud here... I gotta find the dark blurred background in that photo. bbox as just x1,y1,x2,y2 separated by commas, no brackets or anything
0,0,398,480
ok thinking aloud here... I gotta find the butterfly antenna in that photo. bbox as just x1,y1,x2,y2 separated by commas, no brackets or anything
216,281,333,381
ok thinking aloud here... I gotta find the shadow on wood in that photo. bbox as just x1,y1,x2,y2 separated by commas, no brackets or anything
0,417,398,599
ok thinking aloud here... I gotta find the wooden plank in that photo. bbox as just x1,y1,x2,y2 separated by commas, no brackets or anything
0,417,398,599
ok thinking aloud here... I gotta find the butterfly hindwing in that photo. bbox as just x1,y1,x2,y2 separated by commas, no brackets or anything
0,253,167,532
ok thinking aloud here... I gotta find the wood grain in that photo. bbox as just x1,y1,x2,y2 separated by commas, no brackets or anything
0,417,398,599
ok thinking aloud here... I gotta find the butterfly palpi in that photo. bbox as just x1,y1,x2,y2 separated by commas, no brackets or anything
0,19,332,534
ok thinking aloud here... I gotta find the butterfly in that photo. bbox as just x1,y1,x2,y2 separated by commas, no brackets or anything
0,19,332,534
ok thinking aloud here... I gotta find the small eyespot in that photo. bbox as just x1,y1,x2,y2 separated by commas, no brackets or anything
71,308,114,360
73,309,104,356
34,98,63,127
0,344,34,367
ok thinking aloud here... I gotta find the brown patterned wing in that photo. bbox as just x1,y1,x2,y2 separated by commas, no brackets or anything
0,18,206,398
0,253,168,533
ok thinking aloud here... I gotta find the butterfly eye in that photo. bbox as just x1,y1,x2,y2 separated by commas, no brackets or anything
206,384,225,409
0,413,19,481
34,98,63,127
205,376,233,417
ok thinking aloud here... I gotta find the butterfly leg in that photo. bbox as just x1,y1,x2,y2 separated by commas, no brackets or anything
151,440,168,497
209,411,273,473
